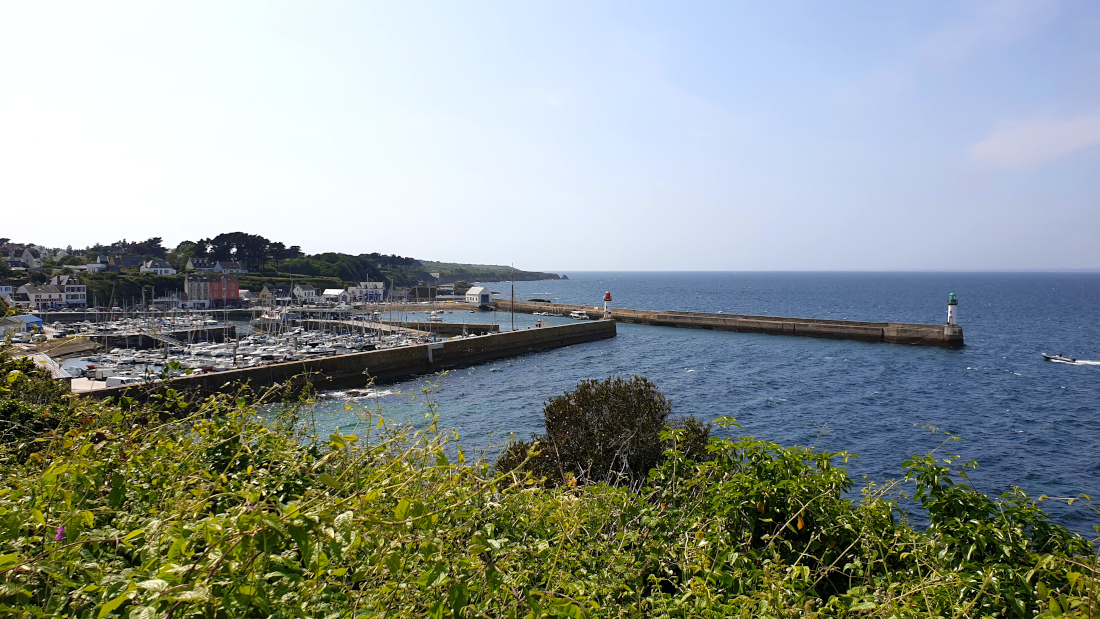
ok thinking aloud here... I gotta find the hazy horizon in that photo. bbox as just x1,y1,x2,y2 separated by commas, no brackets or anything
3,1,1098,270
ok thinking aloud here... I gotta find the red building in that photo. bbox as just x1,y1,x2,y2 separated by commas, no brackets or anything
185,274,240,308
210,277,239,306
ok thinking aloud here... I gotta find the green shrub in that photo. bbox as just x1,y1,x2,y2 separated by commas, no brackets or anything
496,376,711,487
0,348,82,452
0,370,1096,617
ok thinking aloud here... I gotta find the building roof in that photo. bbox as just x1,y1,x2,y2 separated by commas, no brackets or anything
48,275,83,287
110,255,145,267
144,259,173,269
20,285,62,296
466,286,488,296
216,260,242,269
296,284,317,292
322,288,346,296
1,314,43,325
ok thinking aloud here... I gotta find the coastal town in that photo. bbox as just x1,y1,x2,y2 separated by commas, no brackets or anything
0,236,535,318
0,236,582,394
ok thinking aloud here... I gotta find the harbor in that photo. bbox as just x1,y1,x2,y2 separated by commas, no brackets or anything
81,319,616,399
20,288,965,396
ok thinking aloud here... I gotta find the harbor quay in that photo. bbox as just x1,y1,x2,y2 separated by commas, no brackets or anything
83,320,617,400
301,318,499,337
495,297,965,348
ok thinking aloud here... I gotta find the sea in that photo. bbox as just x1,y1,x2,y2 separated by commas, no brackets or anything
309,272,1100,534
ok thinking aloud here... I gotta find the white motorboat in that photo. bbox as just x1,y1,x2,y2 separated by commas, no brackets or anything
569,310,590,320
1042,353,1076,364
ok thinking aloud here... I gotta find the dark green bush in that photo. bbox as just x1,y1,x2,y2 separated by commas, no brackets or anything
496,376,711,487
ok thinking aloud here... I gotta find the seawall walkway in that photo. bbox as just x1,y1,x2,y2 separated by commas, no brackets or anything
495,299,964,348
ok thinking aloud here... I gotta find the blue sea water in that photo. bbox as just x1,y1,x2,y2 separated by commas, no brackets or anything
312,272,1100,533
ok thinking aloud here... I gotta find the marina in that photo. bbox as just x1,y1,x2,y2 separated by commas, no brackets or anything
81,319,617,399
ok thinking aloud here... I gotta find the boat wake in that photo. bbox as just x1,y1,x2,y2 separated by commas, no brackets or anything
1042,353,1100,365
1047,358,1100,366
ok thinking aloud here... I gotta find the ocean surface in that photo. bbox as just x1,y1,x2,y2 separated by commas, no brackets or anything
311,272,1100,533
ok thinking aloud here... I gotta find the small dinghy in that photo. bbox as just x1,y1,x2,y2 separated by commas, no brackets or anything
1042,353,1076,364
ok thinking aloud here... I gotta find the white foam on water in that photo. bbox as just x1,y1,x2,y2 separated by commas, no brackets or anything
1074,359,1100,366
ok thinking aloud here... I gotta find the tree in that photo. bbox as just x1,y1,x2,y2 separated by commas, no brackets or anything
496,376,710,488
267,241,286,269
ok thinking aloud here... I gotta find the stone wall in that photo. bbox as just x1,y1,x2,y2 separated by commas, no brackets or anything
495,299,963,348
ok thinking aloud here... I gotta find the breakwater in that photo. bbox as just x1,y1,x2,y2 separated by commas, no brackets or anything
301,318,498,337
380,320,499,336
83,319,616,400
495,299,963,347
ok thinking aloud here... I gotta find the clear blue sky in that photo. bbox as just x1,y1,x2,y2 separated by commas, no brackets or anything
2,1,1098,270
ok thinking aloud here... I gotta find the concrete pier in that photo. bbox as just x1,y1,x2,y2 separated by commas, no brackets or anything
496,300,964,348
82,319,617,400
379,320,499,336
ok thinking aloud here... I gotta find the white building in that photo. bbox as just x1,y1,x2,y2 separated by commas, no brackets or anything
322,288,349,303
50,275,87,306
214,260,246,274
140,259,177,275
346,281,384,302
465,286,492,306
293,284,319,304
185,257,215,272
17,284,64,309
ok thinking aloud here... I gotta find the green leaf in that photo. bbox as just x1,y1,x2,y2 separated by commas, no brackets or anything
165,586,209,602
449,582,468,617
98,584,135,617
417,561,449,589
109,474,126,509
288,523,312,567
394,499,411,521
137,579,168,592
318,472,341,490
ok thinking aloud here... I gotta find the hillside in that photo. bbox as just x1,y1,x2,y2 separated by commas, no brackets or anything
417,260,565,283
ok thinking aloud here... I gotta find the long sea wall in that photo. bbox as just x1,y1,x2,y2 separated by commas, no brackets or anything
83,320,616,400
495,300,963,347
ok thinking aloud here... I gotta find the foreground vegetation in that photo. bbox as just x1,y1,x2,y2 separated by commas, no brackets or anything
0,351,1097,617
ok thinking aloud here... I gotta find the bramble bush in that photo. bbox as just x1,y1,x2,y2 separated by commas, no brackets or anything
0,349,1097,617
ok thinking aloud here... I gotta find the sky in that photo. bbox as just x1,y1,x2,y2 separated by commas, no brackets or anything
1,1,1099,271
